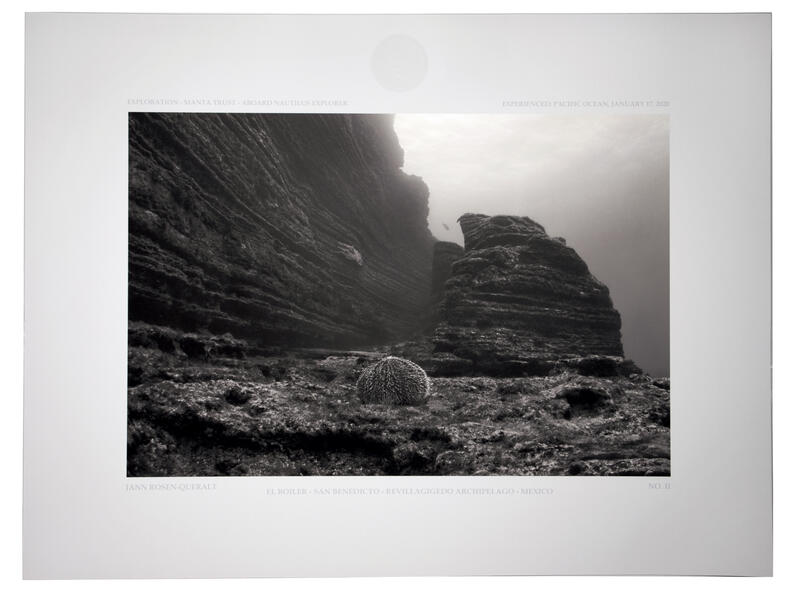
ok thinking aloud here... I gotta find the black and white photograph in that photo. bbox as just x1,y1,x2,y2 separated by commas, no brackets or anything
21,9,775,581
127,112,670,477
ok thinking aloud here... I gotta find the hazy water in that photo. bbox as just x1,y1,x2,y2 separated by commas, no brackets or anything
395,114,669,377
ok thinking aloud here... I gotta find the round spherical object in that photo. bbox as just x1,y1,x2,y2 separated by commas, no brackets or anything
356,356,430,406
370,35,428,92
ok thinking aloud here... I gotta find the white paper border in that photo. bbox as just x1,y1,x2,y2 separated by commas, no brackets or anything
24,13,771,577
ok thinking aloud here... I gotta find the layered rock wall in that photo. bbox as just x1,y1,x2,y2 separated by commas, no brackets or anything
129,113,434,348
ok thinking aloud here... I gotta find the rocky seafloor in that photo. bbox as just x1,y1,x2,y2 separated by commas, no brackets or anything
127,114,669,477
128,325,670,477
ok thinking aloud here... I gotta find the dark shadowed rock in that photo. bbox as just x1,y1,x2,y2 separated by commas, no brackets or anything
223,385,252,406
425,241,466,333
560,355,642,377
431,241,465,307
553,381,611,418
129,113,433,349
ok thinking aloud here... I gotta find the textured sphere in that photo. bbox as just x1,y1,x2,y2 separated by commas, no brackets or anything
356,356,430,406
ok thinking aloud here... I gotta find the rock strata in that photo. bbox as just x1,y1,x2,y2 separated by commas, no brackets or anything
127,116,668,477
129,113,433,349
428,214,626,376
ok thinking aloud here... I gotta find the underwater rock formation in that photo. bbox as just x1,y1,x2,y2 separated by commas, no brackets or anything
431,241,465,306
428,213,626,376
129,113,433,348
127,333,670,476
126,116,669,477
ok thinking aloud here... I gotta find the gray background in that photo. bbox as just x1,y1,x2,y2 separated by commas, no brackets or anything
24,13,771,577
